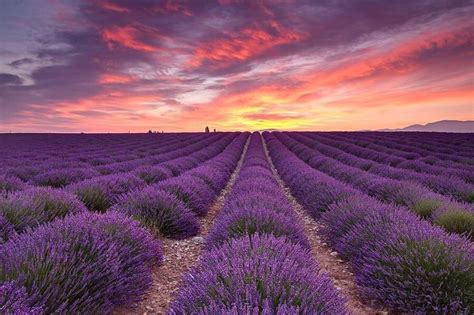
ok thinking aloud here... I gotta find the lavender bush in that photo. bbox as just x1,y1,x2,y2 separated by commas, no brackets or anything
188,166,230,193
29,167,99,188
0,211,161,313
68,173,145,212
170,235,347,314
155,175,216,216
0,174,27,198
206,207,310,249
0,215,16,244
432,203,474,238
223,190,294,215
0,187,87,233
112,187,199,239
355,225,473,313
265,131,474,313
0,282,43,315
133,165,172,184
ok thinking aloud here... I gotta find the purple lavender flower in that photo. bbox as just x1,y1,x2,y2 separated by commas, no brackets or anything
4,166,42,182
187,166,230,193
0,211,161,313
112,187,199,239
0,282,43,315
170,235,347,314
68,173,145,212
355,223,473,313
0,215,16,244
0,187,87,233
133,165,172,184
206,207,310,250
29,167,99,188
237,166,275,183
0,174,27,198
154,175,216,216
223,190,293,215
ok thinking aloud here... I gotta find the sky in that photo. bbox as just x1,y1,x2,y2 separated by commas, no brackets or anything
0,0,472,132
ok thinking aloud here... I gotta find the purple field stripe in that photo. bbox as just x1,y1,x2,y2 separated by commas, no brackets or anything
286,132,473,202
263,131,473,313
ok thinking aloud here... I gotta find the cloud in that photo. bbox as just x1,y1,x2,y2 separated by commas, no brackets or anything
0,73,23,85
8,58,34,68
0,0,473,132
99,1,130,13
188,21,307,71
101,25,158,52
99,73,135,84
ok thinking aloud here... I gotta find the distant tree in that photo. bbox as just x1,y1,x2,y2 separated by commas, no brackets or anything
148,130,153,134
213,128,216,132
205,126,210,133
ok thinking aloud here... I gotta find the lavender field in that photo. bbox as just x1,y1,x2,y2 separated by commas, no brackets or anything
0,131,473,314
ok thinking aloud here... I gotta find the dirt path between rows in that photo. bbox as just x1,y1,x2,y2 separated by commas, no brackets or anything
114,138,250,315
261,135,387,315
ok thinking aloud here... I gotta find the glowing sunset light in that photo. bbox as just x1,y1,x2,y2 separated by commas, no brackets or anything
99,74,135,84
0,0,472,132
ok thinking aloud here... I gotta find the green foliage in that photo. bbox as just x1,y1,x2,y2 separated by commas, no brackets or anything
412,199,441,218
75,186,110,212
435,211,474,239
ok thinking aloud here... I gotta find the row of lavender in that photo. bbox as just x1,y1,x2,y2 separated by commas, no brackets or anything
307,132,473,179
112,133,249,239
289,132,473,202
340,131,474,161
170,133,348,313
264,132,473,313
0,133,241,238
0,133,249,313
0,133,235,191
277,132,474,237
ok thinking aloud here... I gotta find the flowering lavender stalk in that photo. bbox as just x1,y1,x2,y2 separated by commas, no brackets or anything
207,207,310,250
0,215,16,244
154,175,216,216
170,235,347,314
0,187,87,233
354,223,473,313
133,165,172,184
0,175,28,198
0,211,162,313
68,173,145,212
0,282,43,315
29,167,99,188
112,187,200,239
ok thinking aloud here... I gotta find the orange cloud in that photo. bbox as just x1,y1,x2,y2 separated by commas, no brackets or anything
102,26,157,52
98,73,135,84
100,1,130,13
188,22,307,68
301,25,473,91
164,24,474,131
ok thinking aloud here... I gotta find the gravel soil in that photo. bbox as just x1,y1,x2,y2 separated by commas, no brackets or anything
114,138,250,315
262,135,388,315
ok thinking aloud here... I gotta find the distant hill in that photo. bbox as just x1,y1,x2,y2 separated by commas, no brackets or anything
379,120,473,133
